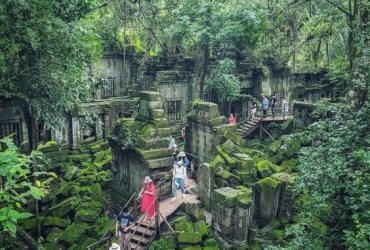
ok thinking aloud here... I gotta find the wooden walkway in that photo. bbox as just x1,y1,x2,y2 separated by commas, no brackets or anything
139,177,199,227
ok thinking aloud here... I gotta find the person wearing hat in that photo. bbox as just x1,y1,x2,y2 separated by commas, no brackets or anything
138,176,156,221
172,161,187,201
178,151,189,169
172,144,179,161
115,207,134,248
109,243,121,250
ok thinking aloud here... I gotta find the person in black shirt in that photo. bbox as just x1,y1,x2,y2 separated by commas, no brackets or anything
271,92,277,118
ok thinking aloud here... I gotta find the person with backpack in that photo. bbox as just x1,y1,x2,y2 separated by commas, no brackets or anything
171,161,187,201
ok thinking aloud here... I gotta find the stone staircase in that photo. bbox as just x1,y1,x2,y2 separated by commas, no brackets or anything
126,222,157,250
237,119,260,137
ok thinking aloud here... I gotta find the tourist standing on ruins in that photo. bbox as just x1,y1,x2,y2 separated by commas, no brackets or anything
250,101,257,120
228,113,236,124
281,99,289,115
271,92,277,118
262,95,269,118
138,176,156,221
115,207,135,248
169,135,175,149
181,127,186,148
172,144,179,161
172,161,187,201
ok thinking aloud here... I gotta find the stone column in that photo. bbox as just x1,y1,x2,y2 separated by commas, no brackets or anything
69,114,83,150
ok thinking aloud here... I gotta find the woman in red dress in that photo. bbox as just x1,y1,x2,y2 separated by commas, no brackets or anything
139,176,156,221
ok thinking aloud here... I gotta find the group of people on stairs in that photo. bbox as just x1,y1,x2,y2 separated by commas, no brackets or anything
113,132,192,249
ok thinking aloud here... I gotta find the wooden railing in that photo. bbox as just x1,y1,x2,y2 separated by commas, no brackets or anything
87,192,137,250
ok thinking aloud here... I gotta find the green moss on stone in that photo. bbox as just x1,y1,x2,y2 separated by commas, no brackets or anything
204,246,220,250
210,155,226,170
178,232,202,244
175,222,194,233
267,140,283,156
44,216,71,228
183,246,202,250
59,221,90,247
281,118,293,133
221,139,239,155
63,166,79,181
90,183,104,203
55,182,72,197
256,177,280,189
49,197,80,217
234,170,256,185
256,160,274,178
214,187,243,208
45,227,63,243
74,207,102,223
224,131,245,146
44,243,66,250
194,220,208,237
216,146,237,168
271,173,294,184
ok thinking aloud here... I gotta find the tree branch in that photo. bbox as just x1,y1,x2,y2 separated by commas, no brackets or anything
324,0,351,17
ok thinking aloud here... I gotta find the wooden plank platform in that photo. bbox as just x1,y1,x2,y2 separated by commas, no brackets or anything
139,177,198,227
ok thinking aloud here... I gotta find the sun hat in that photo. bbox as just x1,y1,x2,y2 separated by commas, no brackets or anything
109,243,120,250
177,161,183,166
178,151,186,157
144,176,152,183
172,144,177,148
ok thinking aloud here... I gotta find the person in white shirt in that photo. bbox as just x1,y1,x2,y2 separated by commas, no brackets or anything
171,161,187,201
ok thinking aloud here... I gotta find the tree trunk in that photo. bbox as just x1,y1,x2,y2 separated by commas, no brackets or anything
22,104,39,152
199,44,209,99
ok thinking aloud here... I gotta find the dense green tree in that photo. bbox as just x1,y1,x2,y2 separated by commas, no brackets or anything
0,0,105,150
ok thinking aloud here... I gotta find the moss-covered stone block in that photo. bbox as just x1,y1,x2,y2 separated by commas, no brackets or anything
270,152,284,165
175,222,194,233
152,118,169,128
280,158,298,172
49,197,80,217
63,166,78,181
44,243,66,250
138,91,162,101
210,155,226,170
178,232,202,244
204,246,220,250
221,139,240,155
271,173,294,184
216,170,241,183
183,246,202,250
44,217,71,228
216,146,237,169
267,140,283,156
79,237,96,250
210,117,227,126
45,227,63,243
55,182,73,198
224,131,245,146
234,170,256,186
59,221,90,247
183,202,206,222
257,160,279,178
194,220,208,237
93,159,112,170
147,156,174,169
93,150,106,163
20,218,37,231
139,148,172,160
99,170,114,187
281,118,294,134
90,183,104,203
233,153,255,171
214,187,243,208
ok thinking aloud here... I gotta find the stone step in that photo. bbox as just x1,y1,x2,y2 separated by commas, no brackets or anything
147,157,174,169
141,148,172,160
